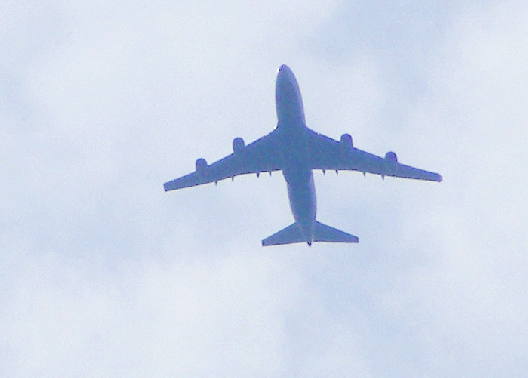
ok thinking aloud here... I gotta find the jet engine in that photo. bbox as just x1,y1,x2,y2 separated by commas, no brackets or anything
384,151,398,175
385,151,398,163
233,137,245,153
196,158,208,175
340,133,353,150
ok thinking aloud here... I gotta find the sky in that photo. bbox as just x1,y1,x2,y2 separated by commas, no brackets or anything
1,1,527,376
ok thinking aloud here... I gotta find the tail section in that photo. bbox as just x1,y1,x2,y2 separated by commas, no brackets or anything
314,221,359,243
262,223,304,246
261,221,358,246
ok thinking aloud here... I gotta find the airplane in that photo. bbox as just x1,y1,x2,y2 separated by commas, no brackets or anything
164,64,442,246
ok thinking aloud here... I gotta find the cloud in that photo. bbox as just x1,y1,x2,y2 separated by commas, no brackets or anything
2,249,303,376
1,1,527,377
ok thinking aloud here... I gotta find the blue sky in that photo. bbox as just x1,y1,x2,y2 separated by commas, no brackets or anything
1,1,527,376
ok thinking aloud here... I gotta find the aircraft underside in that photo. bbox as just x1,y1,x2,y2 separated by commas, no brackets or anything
163,64,442,246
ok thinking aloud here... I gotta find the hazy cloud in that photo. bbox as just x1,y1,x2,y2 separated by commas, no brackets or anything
1,1,526,377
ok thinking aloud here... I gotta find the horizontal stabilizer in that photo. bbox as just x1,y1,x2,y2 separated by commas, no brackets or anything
314,221,359,243
262,223,304,246
261,221,358,246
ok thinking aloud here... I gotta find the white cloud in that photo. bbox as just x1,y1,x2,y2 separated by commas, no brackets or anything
2,249,304,376
1,1,527,377
398,2,528,374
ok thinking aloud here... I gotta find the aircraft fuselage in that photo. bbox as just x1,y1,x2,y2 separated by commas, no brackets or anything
275,65,316,245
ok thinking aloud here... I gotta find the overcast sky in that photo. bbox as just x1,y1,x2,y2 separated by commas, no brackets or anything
1,1,527,377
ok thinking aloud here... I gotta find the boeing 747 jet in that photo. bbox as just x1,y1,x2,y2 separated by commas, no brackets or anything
164,65,442,246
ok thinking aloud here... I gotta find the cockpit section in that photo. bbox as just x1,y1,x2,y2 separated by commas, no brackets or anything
275,65,306,124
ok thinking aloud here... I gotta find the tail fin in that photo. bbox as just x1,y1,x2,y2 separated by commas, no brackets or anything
261,221,358,246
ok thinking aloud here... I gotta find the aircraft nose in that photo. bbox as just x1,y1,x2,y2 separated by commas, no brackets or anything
277,65,293,84
278,64,290,73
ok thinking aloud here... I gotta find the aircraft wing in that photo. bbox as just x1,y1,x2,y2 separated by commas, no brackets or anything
164,129,284,191
306,130,442,182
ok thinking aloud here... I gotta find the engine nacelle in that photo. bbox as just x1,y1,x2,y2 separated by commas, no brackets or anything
385,151,398,163
195,158,208,175
233,137,245,153
340,134,353,150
